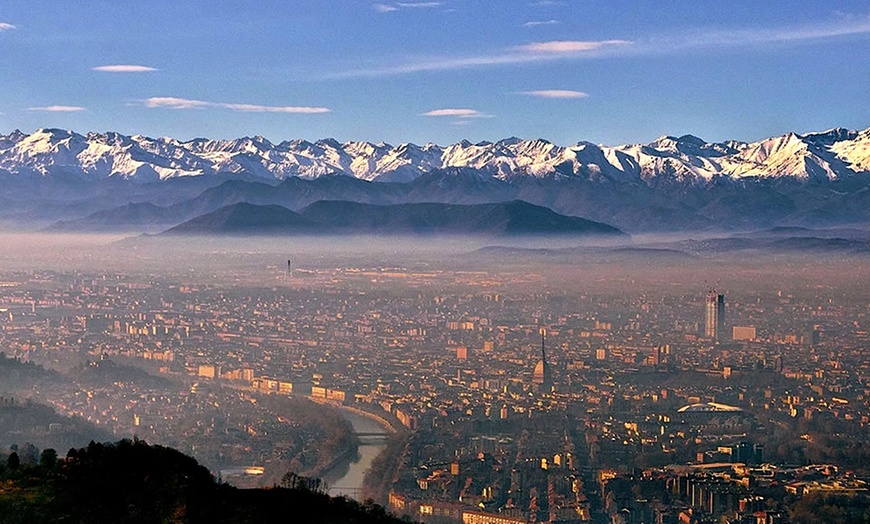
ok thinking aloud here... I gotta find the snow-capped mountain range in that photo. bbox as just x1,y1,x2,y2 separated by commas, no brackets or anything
2,126,869,184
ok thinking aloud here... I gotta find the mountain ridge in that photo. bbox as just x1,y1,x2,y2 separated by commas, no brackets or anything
3,125,870,185
163,200,625,237
4,126,870,233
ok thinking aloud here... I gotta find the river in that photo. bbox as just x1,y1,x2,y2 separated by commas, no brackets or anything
325,408,390,500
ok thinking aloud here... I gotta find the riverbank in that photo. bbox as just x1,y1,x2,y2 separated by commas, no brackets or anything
360,430,409,505
308,397,399,433
306,435,359,486
308,399,407,503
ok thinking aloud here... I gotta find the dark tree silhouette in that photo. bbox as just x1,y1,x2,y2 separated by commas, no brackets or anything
6,452,19,471
0,440,403,523
39,448,57,469
280,471,327,494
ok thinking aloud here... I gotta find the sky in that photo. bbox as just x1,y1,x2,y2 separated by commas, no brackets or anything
1,1,869,146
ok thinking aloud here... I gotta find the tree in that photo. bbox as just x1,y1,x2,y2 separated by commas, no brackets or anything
40,448,58,469
19,443,39,466
7,452,19,471
280,471,327,494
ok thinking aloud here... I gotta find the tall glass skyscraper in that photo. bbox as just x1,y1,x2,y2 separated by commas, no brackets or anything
705,290,725,341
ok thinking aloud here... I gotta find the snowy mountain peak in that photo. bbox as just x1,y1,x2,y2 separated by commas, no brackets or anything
802,127,859,145
1,125,869,184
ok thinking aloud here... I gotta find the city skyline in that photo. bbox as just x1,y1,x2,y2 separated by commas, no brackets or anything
1,237,866,522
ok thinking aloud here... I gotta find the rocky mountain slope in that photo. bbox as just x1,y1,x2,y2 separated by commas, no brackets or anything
4,126,870,233
2,126,869,184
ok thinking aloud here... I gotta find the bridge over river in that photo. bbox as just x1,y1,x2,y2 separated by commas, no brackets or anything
325,408,393,500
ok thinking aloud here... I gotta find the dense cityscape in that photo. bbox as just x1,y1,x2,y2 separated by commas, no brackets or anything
1,244,867,524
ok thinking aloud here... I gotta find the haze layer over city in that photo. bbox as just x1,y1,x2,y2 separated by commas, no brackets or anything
1,231,869,523
1,2,870,524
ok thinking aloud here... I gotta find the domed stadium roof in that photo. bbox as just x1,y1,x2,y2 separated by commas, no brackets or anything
677,402,743,413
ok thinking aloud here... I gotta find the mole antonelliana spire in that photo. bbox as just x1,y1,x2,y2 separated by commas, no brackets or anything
533,328,552,392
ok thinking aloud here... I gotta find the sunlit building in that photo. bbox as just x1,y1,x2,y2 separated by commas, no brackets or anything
732,325,756,341
705,290,725,341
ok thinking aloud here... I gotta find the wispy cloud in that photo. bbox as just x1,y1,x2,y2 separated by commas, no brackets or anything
322,14,870,80
27,105,85,112
518,40,631,53
327,39,630,78
144,97,210,110
521,89,588,99
523,20,559,28
374,1,440,12
92,64,157,73
0,22,15,32
421,108,491,118
143,97,331,114
664,15,870,50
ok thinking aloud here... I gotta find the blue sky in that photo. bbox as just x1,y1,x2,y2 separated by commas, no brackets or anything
1,1,869,145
